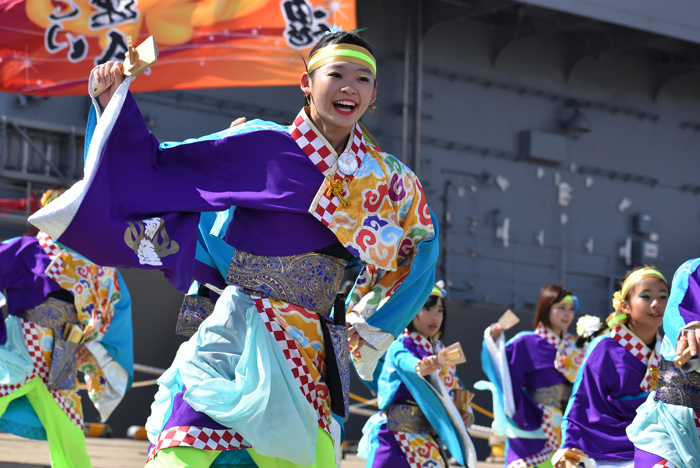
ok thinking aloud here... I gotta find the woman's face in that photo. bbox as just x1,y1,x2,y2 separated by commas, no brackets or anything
548,299,575,335
623,277,668,332
301,61,376,135
411,298,444,339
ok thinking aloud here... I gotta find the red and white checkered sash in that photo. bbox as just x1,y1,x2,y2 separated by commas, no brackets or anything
252,296,330,434
36,231,64,281
610,325,660,392
290,110,366,226
0,320,84,430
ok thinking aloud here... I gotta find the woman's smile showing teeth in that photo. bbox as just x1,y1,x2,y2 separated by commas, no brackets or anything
334,99,357,114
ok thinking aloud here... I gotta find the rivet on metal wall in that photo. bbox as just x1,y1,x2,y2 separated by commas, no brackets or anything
496,217,510,247
537,167,545,179
535,230,545,246
560,213,569,225
558,182,573,206
585,176,594,188
496,175,510,192
618,198,632,212
585,238,594,254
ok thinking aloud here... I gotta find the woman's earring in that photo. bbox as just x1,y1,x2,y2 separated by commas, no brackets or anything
304,92,311,107
368,103,376,115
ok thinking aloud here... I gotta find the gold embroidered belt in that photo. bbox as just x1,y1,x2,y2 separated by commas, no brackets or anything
17,297,79,337
654,357,700,410
528,382,572,410
385,403,434,434
226,249,348,317
17,297,80,390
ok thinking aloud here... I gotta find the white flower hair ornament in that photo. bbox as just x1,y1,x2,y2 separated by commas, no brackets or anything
576,315,602,339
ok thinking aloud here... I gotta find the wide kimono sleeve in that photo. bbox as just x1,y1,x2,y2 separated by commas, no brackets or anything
29,75,322,293
662,258,700,362
0,237,62,344
476,330,555,439
345,182,439,382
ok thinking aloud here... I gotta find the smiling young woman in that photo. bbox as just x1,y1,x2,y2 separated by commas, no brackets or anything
29,30,439,468
553,267,669,468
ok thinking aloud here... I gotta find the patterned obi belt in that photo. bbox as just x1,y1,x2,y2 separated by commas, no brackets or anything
385,403,435,435
226,249,348,317
528,382,572,410
654,358,700,410
17,297,81,390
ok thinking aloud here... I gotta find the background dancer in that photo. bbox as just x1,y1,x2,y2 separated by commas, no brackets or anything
478,285,584,468
553,267,668,468
0,190,133,468
29,29,439,468
628,259,700,468
358,282,477,468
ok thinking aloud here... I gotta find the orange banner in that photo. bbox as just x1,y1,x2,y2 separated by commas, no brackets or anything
0,0,356,95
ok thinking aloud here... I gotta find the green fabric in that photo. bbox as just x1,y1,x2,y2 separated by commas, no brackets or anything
144,425,334,468
247,426,335,468
0,376,90,468
146,446,221,467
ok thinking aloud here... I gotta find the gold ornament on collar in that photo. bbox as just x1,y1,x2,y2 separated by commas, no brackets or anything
326,174,350,207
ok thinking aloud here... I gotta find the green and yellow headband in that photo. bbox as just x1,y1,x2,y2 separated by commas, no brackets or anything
611,267,667,313
307,44,377,77
431,286,444,299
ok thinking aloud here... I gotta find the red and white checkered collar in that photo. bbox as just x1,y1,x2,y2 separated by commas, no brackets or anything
535,323,568,348
610,325,658,366
36,231,61,260
290,108,366,177
610,324,661,391
404,329,434,354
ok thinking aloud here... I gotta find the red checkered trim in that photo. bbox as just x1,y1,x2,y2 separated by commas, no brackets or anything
611,326,652,363
507,443,553,467
653,461,677,468
404,330,433,353
36,231,64,281
392,431,421,468
290,111,366,227
695,409,700,439
0,320,83,430
538,403,559,450
251,296,329,433
291,114,337,176
535,323,563,348
610,325,660,391
148,426,250,459
507,403,557,468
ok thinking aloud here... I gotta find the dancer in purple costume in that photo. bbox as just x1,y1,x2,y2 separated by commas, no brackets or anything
553,267,668,468
478,285,585,468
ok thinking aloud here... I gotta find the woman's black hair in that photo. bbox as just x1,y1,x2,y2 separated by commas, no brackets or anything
406,295,447,339
307,32,375,78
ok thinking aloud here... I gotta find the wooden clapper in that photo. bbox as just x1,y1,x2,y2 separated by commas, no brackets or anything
416,342,467,374
93,36,158,97
498,309,520,330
